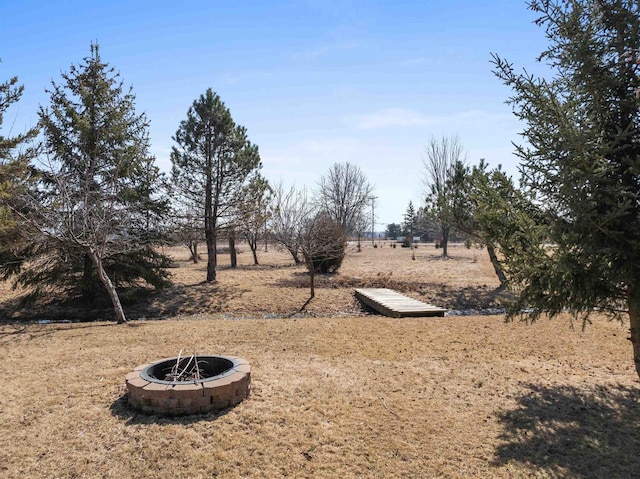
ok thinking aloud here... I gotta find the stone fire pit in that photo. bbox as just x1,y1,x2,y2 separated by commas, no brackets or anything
126,355,251,416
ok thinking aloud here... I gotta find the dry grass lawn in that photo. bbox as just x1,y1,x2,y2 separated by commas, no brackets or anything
0,242,507,321
1,243,639,478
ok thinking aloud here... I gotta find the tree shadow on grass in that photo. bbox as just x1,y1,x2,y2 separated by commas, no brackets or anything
273,273,512,311
218,262,300,272
0,281,250,323
493,382,640,478
138,282,250,319
0,292,117,323
109,393,231,426
432,284,511,311
0,321,119,345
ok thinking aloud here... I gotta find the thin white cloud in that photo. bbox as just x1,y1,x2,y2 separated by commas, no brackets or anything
219,70,273,85
291,39,361,61
262,137,363,175
291,45,330,61
351,108,434,130
349,108,518,133
396,57,427,67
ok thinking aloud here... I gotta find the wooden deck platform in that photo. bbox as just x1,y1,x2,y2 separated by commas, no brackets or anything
354,288,447,318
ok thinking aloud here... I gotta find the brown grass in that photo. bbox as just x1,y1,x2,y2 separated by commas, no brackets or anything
0,244,639,478
0,242,509,321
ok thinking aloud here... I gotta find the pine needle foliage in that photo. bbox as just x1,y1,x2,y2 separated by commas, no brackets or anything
171,88,262,282
6,44,170,322
0,59,40,283
493,0,640,378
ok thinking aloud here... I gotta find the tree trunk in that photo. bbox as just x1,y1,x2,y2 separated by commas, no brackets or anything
206,230,217,282
628,291,640,380
87,250,126,324
487,243,508,287
204,139,216,282
81,253,94,298
310,269,315,299
297,253,315,311
249,236,259,265
287,246,302,265
229,235,237,268
441,226,449,258
189,241,199,264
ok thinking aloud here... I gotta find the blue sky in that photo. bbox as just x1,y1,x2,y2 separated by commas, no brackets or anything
1,0,548,227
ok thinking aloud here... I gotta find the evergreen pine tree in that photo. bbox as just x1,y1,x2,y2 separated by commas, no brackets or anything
493,0,640,378
9,44,170,323
171,88,262,282
0,59,39,282
403,201,416,240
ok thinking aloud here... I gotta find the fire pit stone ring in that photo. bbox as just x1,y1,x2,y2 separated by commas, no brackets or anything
126,355,251,416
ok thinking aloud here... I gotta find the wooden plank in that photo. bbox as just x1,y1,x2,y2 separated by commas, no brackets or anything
354,288,446,318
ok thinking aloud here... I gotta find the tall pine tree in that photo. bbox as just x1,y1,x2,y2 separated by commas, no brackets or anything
171,88,262,282
9,44,170,323
493,0,640,378
0,59,39,282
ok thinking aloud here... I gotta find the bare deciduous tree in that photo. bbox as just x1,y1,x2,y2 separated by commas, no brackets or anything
352,210,369,252
170,197,205,263
236,175,271,265
316,162,374,237
423,135,466,258
269,182,348,310
299,210,347,309
269,182,309,265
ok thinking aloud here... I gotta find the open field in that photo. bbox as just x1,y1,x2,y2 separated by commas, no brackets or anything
0,242,508,322
1,244,639,478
